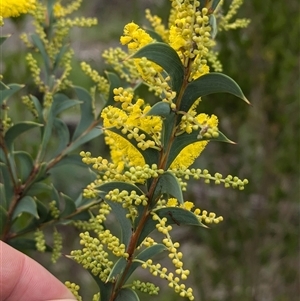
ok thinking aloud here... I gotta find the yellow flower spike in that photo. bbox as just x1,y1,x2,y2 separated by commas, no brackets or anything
53,0,82,18
0,0,36,19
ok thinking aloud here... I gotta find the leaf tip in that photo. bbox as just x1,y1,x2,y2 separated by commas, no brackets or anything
244,97,251,105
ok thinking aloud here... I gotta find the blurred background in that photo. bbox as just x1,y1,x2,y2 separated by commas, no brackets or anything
1,0,299,300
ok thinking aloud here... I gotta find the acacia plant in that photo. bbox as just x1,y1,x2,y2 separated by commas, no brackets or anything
0,0,250,300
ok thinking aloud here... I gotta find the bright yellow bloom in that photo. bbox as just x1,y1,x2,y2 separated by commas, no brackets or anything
120,22,153,52
168,24,187,51
0,0,35,18
181,201,194,211
101,90,162,171
167,198,178,207
171,114,218,169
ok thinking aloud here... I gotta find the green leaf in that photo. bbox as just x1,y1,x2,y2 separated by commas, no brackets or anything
52,93,81,116
31,33,50,73
4,121,43,151
70,210,91,221
115,288,139,301
53,44,69,71
180,72,250,113
107,257,127,282
60,193,77,218
36,199,50,222
0,35,11,45
199,0,221,12
72,86,95,140
52,154,87,169
0,206,8,236
154,207,206,226
90,273,113,301
0,83,24,106
161,111,176,148
132,42,184,94
12,196,39,220
211,0,222,11
32,162,49,183
53,118,70,156
64,127,103,154
152,171,184,204
108,127,159,165
167,129,235,168
14,151,34,182
144,29,164,42
137,207,206,246
106,200,133,247
125,244,167,282
0,164,13,208
8,238,52,252
145,102,171,117
98,182,144,246
98,182,145,197
209,14,218,39
29,95,43,123
26,182,52,197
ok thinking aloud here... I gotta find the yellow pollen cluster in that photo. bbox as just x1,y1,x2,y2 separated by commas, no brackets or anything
120,22,153,52
0,0,36,19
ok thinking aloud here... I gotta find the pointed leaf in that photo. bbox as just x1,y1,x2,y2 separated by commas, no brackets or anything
152,171,183,204
0,35,11,45
137,207,206,246
167,129,235,168
64,126,103,154
12,196,39,220
209,14,218,39
72,86,95,140
132,42,184,94
4,122,42,151
0,83,24,106
144,29,164,42
14,151,34,182
60,193,76,218
115,288,139,301
145,102,171,117
90,273,113,301
125,244,167,282
106,200,133,247
29,95,43,123
8,238,52,252
107,257,127,282
26,182,52,197
52,154,87,169
180,72,250,113
97,182,144,246
108,127,159,166
52,93,81,116
31,33,50,72
98,182,145,196
53,44,69,70
36,199,50,222
53,118,70,156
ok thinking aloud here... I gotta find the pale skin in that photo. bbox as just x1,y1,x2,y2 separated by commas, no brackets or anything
0,241,76,301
